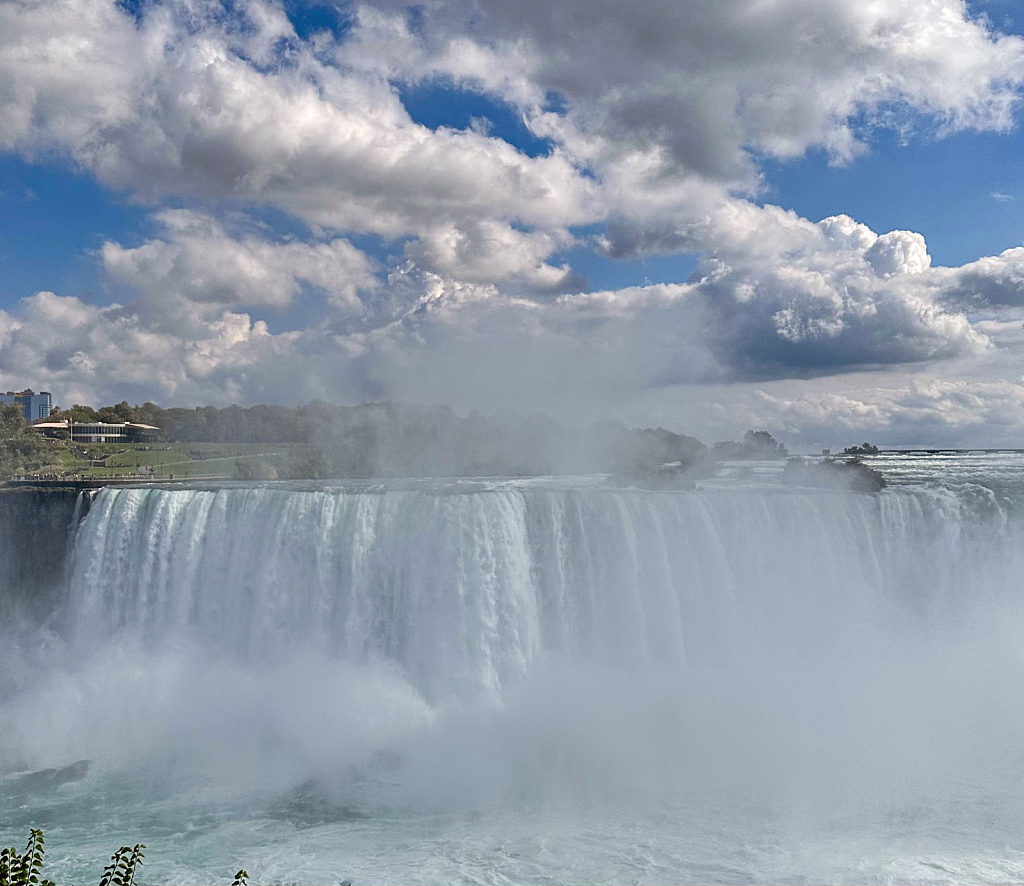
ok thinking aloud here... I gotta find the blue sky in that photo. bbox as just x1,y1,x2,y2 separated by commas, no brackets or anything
4,0,1022,307
3,71,1021,307
7,0,1024,283
1,0,1023,446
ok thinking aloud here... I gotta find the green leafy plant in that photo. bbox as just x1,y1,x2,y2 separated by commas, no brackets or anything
0,831,272,886
98,843,145,886
0,829,55,886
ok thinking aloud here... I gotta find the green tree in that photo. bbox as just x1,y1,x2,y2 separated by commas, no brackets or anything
96,401,138,424
0,405,55,478
56,404,101,423
743,430,787,457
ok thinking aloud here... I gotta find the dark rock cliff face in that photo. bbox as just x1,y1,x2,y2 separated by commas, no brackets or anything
0,487,90,622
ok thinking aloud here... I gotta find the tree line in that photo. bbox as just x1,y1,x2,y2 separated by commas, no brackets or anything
5,398,812,481
48,400,710,479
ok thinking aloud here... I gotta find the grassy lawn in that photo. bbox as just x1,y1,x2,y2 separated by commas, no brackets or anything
104,448,189,467
182,442,301,458
30,441,301,479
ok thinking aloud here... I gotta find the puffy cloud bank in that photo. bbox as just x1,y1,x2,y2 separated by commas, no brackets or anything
1,0,1023,443
102,210,378,312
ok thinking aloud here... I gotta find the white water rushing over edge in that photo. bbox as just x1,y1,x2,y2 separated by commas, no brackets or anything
66,481,1018,699
2,467,1023,884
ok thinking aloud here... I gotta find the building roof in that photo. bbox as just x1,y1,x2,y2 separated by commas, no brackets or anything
30,419,161,430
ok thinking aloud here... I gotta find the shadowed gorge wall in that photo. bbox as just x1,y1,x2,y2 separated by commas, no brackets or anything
0,487,88,621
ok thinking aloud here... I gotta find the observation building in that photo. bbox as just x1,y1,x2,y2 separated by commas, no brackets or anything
32,420,161,443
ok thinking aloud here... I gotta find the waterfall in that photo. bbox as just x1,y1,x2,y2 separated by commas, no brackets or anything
65,482,1021,701
3,474,1023,884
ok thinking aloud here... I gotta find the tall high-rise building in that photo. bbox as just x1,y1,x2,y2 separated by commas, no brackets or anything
0,389,52,422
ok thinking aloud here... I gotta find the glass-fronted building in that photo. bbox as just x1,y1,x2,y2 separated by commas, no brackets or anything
65,421,160,443
0,389,52,422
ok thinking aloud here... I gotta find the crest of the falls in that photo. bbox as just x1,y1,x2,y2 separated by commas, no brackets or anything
66,481,1021,701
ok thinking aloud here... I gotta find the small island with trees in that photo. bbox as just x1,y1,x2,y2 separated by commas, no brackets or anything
842,442,880,456
712,430,789,460
782,457,886,493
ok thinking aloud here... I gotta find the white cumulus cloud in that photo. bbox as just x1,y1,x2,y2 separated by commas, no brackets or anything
0,0,1023,445
102,210,378,312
